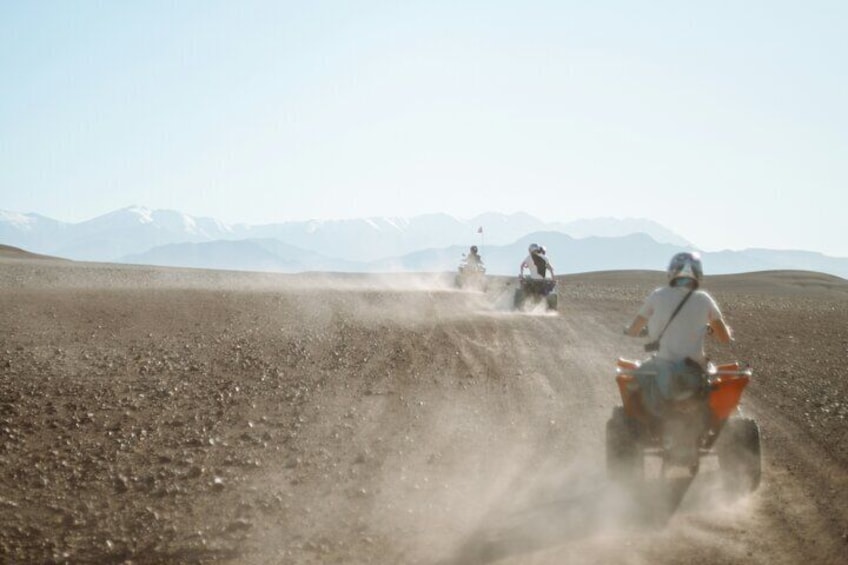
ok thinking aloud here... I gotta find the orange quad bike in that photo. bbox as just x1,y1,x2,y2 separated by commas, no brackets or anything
606,358,761,491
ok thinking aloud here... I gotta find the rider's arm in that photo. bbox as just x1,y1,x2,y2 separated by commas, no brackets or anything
706,294,733,344
709,318,733,344
625,315,649,337
624,290,660,336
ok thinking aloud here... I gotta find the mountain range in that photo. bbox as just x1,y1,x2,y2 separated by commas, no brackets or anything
2,206,846,279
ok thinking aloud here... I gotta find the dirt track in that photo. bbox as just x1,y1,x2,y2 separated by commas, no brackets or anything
1,254,847,564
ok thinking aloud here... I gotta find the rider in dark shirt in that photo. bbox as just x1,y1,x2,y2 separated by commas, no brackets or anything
466,245,484,267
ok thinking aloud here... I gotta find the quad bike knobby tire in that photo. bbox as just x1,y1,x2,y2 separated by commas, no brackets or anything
513,288,526,309
717,417,761,492
606,407,644,482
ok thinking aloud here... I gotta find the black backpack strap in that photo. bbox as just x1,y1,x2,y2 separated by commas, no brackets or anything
531,254,547,277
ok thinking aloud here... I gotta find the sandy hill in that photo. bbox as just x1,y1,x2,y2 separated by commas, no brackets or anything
0,244,62,261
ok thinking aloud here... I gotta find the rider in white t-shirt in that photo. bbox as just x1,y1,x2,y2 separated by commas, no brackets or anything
635,283,725,367
519,243,554,280
624,252,732,416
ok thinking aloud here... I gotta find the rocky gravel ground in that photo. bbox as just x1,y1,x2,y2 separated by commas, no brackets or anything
1,254,846,564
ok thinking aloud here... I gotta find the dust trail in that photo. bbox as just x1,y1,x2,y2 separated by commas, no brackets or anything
440,454,757,565
291,271,458,292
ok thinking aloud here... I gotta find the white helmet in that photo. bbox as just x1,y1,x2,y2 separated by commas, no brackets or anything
667,252,703,287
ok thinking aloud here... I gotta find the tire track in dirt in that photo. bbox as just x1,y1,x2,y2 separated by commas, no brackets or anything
734,398,848,565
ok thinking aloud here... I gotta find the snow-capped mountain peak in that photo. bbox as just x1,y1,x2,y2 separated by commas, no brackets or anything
0,210,37,229
1,205,845,278
126,205,155,224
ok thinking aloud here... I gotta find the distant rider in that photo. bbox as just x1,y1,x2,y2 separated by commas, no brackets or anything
623,252,733,418
520,243,554,279
466,245,484,268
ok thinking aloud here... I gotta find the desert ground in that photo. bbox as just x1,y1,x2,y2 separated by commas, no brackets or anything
1,246,846,564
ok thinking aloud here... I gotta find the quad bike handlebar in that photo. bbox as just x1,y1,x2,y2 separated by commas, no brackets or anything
614,358,752,378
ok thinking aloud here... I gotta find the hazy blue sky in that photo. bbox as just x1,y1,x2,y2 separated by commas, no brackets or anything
2,1,846,256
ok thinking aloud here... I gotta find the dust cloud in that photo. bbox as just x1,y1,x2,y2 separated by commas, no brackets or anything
427,448,758,565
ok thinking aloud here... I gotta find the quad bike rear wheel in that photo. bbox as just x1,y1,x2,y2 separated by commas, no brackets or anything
513,288,526,310
718,417,761,492
606,407,643,482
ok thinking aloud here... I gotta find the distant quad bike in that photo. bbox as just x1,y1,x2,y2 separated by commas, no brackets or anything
513,276,558,311
455,261,488,291
606,358,761,491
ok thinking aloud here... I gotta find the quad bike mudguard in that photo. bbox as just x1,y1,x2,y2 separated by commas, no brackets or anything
520,277,556,295
615,358,750,427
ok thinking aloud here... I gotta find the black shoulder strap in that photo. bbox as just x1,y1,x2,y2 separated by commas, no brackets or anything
531,254,547,277
656,289,694,344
